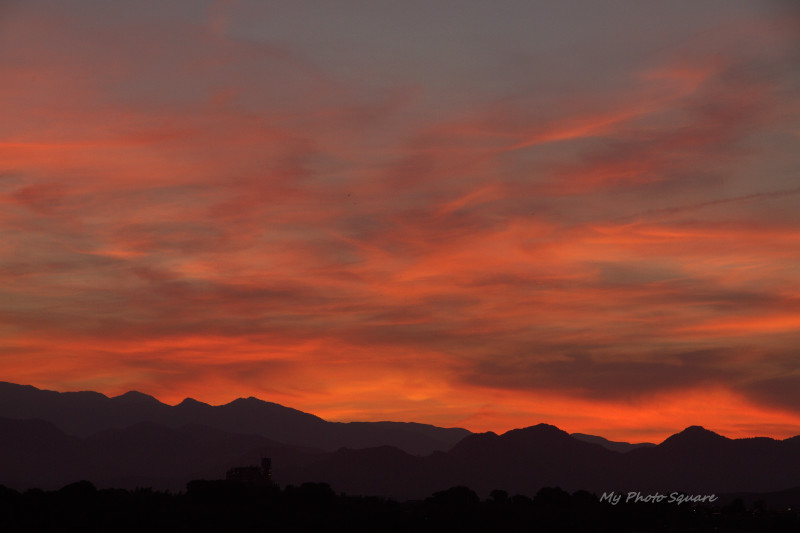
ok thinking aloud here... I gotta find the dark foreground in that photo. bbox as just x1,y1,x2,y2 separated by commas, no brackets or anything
1,481,798,533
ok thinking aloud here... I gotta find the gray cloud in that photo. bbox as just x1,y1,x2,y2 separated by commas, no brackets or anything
461,349,742,400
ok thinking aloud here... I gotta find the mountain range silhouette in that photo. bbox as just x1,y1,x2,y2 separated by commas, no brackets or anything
1,381,799,500
0,381,468,454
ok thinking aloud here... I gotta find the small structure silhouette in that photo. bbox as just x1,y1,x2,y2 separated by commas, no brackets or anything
226,457,274,486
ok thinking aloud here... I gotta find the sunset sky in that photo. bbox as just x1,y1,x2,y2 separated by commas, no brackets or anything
2,0,800,443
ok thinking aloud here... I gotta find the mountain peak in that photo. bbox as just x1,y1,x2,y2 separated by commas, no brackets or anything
503,423,569,439
661,425,727,447
176,397,209,408
685,424,708,431
679,425,722,437
112,391,160,404
226,396,271,409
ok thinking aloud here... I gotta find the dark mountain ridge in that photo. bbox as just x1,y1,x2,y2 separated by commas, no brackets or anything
2,382,800,501
2,416,799,500
0,381,468,455
277,423,800,500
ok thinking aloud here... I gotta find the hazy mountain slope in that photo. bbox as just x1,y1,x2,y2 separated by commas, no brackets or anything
570,432,656,453
0,381,469,455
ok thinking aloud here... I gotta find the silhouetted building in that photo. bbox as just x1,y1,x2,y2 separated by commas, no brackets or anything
226,457,274,486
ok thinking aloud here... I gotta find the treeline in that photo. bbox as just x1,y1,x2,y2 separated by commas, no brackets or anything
0,481,798,532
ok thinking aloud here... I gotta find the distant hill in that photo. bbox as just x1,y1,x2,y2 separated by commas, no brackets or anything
281,423,621,499
3,416,800,501
622,425,800,493
283,424,800,500
0,381,469,455
2,382,800,501
570,432,655,453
